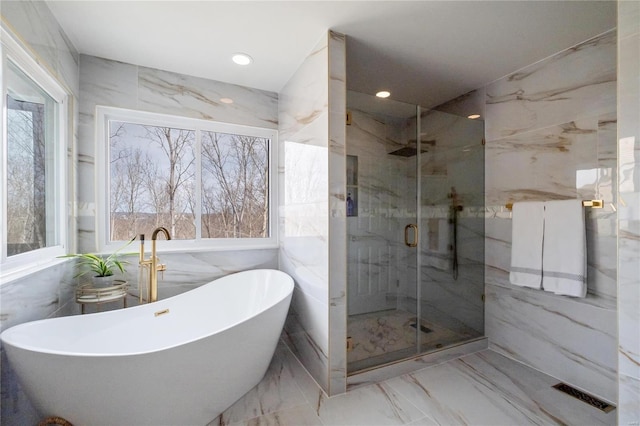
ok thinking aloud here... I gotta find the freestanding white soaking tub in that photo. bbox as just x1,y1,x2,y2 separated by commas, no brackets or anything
0,269,294,425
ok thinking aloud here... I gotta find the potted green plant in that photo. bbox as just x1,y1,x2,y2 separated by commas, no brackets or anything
59,238,136,287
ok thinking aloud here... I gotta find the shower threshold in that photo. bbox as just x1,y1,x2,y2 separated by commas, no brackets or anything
346,337,488,388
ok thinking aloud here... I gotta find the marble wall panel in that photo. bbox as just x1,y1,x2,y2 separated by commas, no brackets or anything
486,117,600,206
279,33,331,394
77,55,138,237
485,31,616,141
617,0,640,423
1,0,80,97
0,261,80,424
138,66,278,129
78,54,279,253
328,31,347,395
484,28,618,404
119,249,279,299
278,39,329,143
486,283,618,403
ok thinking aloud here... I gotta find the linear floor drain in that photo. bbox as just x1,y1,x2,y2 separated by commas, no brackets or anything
552,383,615,413
409,323,433,334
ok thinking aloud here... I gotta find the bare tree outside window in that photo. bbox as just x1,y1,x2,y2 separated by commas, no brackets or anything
201,132,269,238
6,96,47,256
108,120,269,242
109,122,195,240
3,49,66,267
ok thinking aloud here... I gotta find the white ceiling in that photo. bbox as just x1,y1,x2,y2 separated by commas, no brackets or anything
46,1,616,109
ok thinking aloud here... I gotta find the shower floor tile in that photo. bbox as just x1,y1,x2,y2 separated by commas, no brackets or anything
347,309,465,372
211,341,616,426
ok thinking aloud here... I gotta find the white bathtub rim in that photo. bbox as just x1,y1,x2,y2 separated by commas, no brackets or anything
0,268,294,357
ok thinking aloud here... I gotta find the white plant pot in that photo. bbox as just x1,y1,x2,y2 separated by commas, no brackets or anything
91,275,115,288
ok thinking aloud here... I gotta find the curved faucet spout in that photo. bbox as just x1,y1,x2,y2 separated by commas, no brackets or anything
139,227,172,303
152,227,172,241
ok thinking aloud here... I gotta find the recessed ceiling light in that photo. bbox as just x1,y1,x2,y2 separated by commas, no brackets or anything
468,114,481,119
376,91,391,98
232,53,253,66
220,98,234,104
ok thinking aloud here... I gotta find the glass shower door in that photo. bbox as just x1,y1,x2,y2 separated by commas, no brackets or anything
346,91,420,372
346,91,486,375
416,109,485,353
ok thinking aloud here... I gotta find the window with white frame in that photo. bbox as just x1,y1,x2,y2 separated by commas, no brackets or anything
97,107,277,250
1,28,68,278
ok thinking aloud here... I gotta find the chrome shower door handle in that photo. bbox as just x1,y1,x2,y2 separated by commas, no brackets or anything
404,224,418,247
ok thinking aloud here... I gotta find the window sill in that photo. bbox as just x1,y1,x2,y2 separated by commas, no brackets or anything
101,239,279,254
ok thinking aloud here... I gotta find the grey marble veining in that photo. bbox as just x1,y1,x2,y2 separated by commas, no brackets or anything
486,283,617,403
486,117,601,206
483,25,618,407
0,261,77,424
216,344,311,425
485,30,616,141
390,350,615,425
617,2,640,422
328,31,348,395
279,32,331,395
317,381,425,425
0,261,77,333
1,0,80,97
78,55,138,115
278,36,329,143
219,340,615,426
138,66,278,129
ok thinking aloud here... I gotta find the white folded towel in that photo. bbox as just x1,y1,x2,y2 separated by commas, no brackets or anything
542,199,587,297
510,201,545,289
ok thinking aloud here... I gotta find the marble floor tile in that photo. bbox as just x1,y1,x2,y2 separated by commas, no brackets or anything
386,362,550,425
316,381,426,426
213,341,617,426
217,405,325,426
215,344,311,425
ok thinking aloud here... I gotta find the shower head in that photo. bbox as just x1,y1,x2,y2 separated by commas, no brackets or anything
388,146,419,157
388,139,435,157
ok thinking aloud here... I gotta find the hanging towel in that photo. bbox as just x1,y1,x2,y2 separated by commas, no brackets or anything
509,201,545,289
542,199,587,297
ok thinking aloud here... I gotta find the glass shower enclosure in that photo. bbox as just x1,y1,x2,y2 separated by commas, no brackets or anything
346,91,485,373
